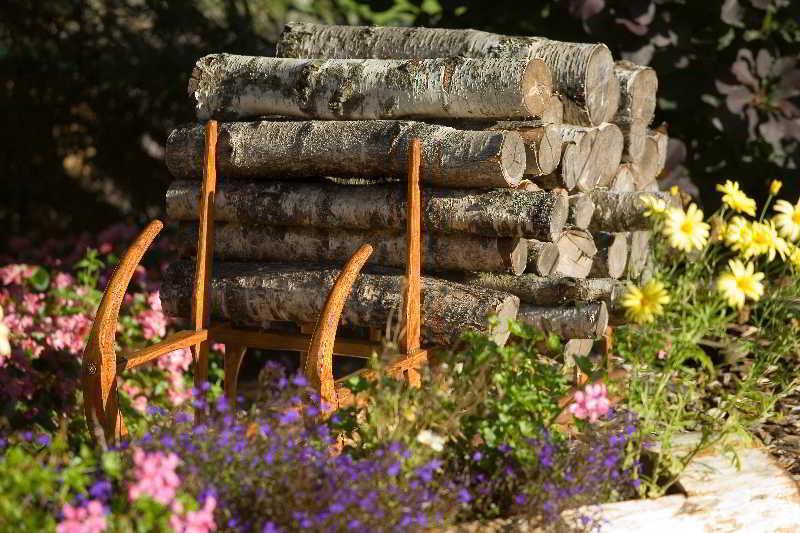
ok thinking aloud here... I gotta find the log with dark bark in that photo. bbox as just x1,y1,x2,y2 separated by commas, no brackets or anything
554,228,596,278
568,193,595,229
586,191,670,232
614,60,658,124
177,223,529,275
526,239,560,276
589,232,629,279
518,302,609,339
276,22,619,126
167,180,567,241
190,54,553,120
166,120,526,188
160,260,520,345
455,273,625,305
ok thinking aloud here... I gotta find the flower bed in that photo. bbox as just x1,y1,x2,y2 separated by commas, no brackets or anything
1,181,799,531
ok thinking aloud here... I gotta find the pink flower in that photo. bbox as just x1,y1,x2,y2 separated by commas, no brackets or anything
128,448,182,505
168,374,192,407
170,496,217,533
120,382,148,413
53,272,75,290
0,264,36,286
138,309,167,340
158,348,192,374
57,500,107,533
657,349,668,360
569,383,611,423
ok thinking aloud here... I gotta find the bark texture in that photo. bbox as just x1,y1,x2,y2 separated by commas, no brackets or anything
568,193,595,229
517,302,609,339
167,180,567,241
587,191,670,232
456,273,625,305
589,232,629,279
161,260,520,345
166,120,526,188
177,223,529,275
191,54,552,120
613,60,658,123
276,23,618,125
526,239,560,276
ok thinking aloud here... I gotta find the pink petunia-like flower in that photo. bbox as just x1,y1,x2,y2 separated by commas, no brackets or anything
138,308,167,340
0,264,37,286
52,272,75,290
128,448,182,505
120,381,149,413
56,500,107,533
170,496,217,533
569,383,611,423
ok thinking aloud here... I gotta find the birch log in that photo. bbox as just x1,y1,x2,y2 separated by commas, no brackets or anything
625,230,652,280
619,119,647,163
609,163,636,192
161,261,520,345
535,125,596,191
518,302,609,339
614,60,658,124
594,123,624,187
568,194,595,229
489,121,563,176
166,120,526,188
276,23,619,125
636,129,669,185
191,54,553,121
167,180,567,241
554,228,596,278
587,191,670,232
177,223,529,275
456,273,625,305
541,94,564,123
589,232,628,279
526,240,560,276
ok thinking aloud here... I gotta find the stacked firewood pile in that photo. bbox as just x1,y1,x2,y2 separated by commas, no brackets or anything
160,23,673,353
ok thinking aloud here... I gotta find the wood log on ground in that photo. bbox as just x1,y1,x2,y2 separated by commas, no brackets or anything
554,228,596,278
568,193,594,229
614,60,658,124
191,54,553,121
456,273,625,305
526,239,560,276
517,302,609,339
276,23,619,126
636,129,669,185
167,180,568,241
177,223,530,275
625,230,652,280
609,163,636,192
564,338,593,359
586,191,670,232
166,120,526,188
160,260,520,345
535,125,596,191
589,232,628,279
489,122,563,176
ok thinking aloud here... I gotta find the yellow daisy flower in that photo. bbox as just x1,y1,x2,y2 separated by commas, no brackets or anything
725,216,753,253
788,244,800,268
640,194,668,219
716,259,765,309
716,180,757,216
621,280,671,324
770,180,783,195
746,221,787,261
663,204,709,252
773,199,800,242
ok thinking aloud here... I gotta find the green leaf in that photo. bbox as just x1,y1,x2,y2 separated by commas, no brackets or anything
27,267,50,292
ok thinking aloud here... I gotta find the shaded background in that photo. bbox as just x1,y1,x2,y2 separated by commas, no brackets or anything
1,0,798,248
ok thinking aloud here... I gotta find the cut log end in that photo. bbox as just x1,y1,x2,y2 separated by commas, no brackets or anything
590,232,629,280
527,240,560,276
502,133,527,185
522,58,554,118
568,194,595,230
586,45,620,125
500,238,530,276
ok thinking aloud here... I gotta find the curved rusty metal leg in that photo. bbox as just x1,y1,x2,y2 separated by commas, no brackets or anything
304,244,373,413
82,220,164,444
223,344,247,402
